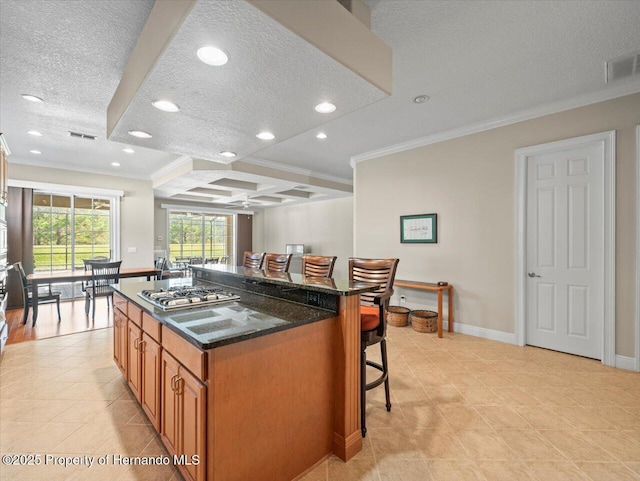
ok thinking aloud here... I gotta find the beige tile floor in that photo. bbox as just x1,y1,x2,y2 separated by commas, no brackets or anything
1,326,639,480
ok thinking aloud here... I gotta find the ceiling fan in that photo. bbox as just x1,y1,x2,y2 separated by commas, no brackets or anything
240,195,261,209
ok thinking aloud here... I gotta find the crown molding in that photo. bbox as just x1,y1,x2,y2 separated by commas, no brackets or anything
7,156,151,181
0,133,11,156
243,156,353,185
351,82,640,165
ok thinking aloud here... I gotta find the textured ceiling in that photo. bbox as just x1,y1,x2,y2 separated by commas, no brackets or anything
2,0,640,189
255,0,640,178
108,0,387,164
0,0,178,177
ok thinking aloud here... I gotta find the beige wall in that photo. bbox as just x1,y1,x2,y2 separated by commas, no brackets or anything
8,164,155,268
355,92,640,357
253,197,354,279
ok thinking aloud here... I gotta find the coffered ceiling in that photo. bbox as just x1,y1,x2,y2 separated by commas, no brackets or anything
2,0,640,209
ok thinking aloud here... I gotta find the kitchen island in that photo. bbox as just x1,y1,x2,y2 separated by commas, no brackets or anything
112,266,378,481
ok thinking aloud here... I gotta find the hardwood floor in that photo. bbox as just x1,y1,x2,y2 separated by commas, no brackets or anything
6,298,114,345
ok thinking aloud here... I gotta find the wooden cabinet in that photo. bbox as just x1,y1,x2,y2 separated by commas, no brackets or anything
178,366,206,481
161,350,206,481
113,308,128,377
114,296,205,481
161,351,180,456
127,321,142,402
126,314,162,432
141,333,161,430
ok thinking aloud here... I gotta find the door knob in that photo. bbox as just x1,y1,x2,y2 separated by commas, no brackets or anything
528,272,541,278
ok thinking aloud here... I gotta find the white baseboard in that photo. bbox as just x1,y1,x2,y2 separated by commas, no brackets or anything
615,355,638,372
395,298,634,368
442,320,516,345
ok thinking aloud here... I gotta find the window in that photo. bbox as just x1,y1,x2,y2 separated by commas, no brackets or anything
33,192,118,298
168,211,233,263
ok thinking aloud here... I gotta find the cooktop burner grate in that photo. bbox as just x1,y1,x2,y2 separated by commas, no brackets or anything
138,285,240,310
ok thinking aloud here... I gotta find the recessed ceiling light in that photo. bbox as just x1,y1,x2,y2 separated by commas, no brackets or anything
30,150,42,155
256,132,275,140
314,102,336,113
128,130,152,139
152,100,180,112
111,162,121,167
22,94,44,103
27,130,43,137
197,46,228,66
316,132,327,140
220,151,236,158
123,148,135,154
413,95,429,104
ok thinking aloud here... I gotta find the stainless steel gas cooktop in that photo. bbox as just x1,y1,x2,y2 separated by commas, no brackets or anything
138,285,240,310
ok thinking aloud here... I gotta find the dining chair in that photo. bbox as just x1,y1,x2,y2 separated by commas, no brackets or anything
349,257,399,437
155,257,166,280
264,253,292,273
81,256,110,305
85,260,122,320
242,251,265,269
156,257,183,280
301,255,337,278
189,256,204,265
14,261,61,326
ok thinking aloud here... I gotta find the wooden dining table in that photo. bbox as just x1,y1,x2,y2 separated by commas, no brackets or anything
27,267,159,324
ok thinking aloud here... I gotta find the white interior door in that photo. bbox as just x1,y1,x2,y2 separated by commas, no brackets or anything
526,142,604,359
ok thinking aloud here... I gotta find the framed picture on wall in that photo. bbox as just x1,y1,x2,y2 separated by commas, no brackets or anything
400,213,437,243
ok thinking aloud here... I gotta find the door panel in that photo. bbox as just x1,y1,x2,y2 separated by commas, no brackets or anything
536,283,556,331
161,351,180,456
178,366,206,481
127,322,142,402
526,142,603,359
536,187,556,268
568,285,588,337
141,334,161,431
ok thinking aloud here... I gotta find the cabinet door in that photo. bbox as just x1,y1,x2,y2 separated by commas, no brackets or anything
141,333,161,431
127,322,142,402
177,366,206,481
113,310,127,377
120,316,129,378
113,311,122,368
160,351,180,457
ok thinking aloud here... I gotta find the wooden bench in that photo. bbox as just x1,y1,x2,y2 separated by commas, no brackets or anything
394,280,454,338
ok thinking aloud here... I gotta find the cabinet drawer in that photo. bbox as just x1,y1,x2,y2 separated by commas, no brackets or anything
161,326,206,382
128,303,143,327
142,312,161,343
114,293,127,314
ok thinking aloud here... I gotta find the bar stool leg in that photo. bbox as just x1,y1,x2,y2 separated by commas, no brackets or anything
381,340,391,411
360,341,367,438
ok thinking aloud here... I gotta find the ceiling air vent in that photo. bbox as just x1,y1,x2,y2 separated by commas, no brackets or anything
69,131,96,140
606,50,640,83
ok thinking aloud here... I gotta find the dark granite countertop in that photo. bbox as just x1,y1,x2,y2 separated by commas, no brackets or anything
191,264,380,296
114,278,336,351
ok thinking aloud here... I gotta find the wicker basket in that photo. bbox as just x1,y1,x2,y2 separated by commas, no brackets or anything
410,310,438,333
386,306,410,327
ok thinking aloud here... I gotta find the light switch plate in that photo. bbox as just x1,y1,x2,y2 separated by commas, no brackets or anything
127,247,137,253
